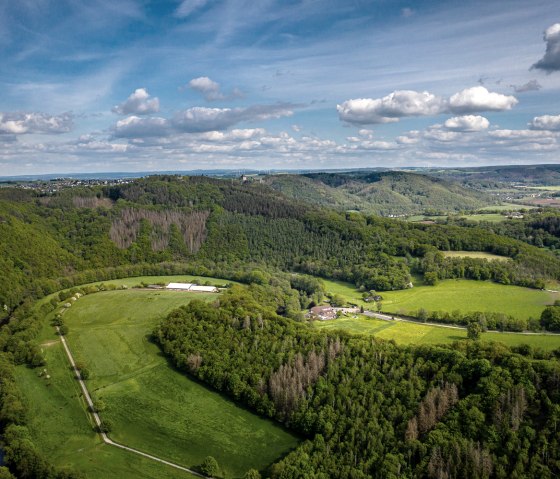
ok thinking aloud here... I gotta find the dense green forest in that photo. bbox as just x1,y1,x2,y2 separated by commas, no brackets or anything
1,174,560,478
448,209,560,252
262,171,495,216
155,285,560,479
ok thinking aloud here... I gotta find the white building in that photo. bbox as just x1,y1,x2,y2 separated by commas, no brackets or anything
166,282,219,293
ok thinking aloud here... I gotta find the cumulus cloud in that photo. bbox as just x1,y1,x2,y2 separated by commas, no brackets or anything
444,115,489,132
0,111,73,135
511,79,542,93
113,116,170,138
187,76,243,102
112,88,160,115
532,23,560,73
172,103,295,133
175,0,207,18
337,90,445,125
188,77,223,101
448,86,517,113
112,103,296,139
529,114,560,131
338,87,516,125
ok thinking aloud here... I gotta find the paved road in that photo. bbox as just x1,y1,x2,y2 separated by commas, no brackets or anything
57,326,207,478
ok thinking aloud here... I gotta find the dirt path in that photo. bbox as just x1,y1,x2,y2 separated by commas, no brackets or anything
56,326,207,478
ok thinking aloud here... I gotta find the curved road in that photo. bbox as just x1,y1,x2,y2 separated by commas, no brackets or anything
56,326,208,478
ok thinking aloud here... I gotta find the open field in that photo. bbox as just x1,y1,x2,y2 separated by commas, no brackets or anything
442,251,510,261
84,274,236,289
459,213,507,222
19,284,298,478
312,316,560,351
526,185,560,191
478,203,536,211
321,278,558,320
16,344,199,479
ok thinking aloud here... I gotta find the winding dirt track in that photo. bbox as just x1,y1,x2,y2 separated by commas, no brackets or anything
56,326,207,478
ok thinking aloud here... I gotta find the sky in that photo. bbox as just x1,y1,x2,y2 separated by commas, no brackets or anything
1,0,560,175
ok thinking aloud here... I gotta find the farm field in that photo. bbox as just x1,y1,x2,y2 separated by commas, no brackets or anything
20,284,298,479
16,344,198,479
312,316,560,351
459,213,506,222
442,251,510,261
321,278,558,320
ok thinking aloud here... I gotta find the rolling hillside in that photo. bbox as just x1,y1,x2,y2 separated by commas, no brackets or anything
262,171,495,216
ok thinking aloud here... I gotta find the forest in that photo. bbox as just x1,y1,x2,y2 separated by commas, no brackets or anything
1,174,560,478
155,285,560,479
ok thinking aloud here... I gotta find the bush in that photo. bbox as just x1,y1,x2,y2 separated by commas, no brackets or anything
200,455,219,476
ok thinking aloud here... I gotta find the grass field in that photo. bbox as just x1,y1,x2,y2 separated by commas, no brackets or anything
19,283,298,479
442,251,510,261
459,213,507,222
321,278,558,320
16,344,199,479
526,185,560,191
312,316,560,351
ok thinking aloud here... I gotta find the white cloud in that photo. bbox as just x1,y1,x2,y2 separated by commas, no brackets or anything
0,111,73,135
113,115,170,138
175,0,207,18
188,77,224,101
488,129,556,140
444,115,489,132
187,76,243,102
448,86,517,113
112,88,160,115
529,114,560,131
172,104,295,133
532,23,560,73
337,90,445,125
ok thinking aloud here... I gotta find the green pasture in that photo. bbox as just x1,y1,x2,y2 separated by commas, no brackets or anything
19,283,297,479
441,251,510,261
312,316,560,351
478,203,535,211
459,213,506,222
321,278,558,320
526,185,560,191
16,345,198,479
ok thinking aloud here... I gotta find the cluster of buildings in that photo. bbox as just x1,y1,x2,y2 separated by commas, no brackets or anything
307,305,360,321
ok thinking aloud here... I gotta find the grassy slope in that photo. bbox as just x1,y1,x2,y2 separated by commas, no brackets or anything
61,288,298,478
16,344,197,479
319,278,560,349
322,278,557,320
312,316,560,350
381,280,556,320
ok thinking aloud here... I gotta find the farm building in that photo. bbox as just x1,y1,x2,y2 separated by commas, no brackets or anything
166,282,219,293
166,282,193,290
308,306,337,320
189,285,219,293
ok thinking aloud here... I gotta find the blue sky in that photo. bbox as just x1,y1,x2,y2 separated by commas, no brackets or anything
1,0,560,174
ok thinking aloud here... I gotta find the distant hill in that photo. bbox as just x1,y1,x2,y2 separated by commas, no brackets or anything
262,171,495,216
421,164,560,187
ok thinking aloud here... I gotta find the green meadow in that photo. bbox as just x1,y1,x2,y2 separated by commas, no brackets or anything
322,278,557,320
18,283,298,479
312,315,560,351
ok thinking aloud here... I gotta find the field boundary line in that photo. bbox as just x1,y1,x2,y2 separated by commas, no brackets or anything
56,326,208,478
365,310,560,335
